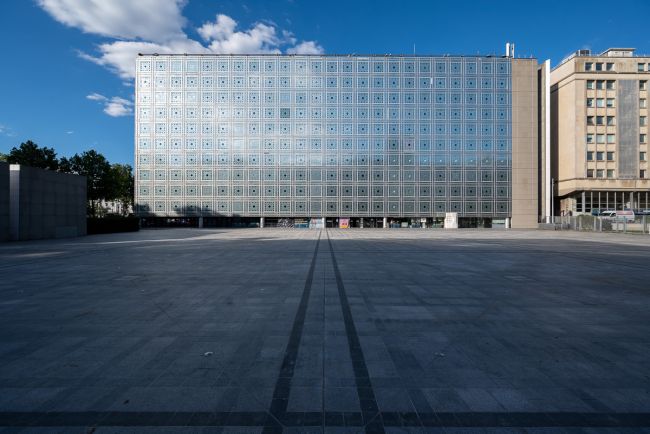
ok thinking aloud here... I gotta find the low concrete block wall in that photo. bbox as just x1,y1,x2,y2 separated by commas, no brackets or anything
9,165,86,241
0,162,9,241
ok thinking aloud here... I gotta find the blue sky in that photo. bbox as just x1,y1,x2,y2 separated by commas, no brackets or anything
1,0,649,165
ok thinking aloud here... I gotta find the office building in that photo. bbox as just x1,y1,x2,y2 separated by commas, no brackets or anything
550,48,650,214
134,52,542,228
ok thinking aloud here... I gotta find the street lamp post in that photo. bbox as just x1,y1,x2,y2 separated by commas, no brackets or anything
551,177,555,224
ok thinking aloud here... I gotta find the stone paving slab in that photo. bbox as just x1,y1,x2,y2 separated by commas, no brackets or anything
1,228,650,432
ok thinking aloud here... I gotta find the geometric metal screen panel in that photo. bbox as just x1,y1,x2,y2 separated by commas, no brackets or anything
135,55,512,217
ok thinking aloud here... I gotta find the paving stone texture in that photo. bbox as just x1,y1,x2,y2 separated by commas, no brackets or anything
1,228,650,433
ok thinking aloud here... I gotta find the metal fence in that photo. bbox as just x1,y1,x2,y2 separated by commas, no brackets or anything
540,215,650,234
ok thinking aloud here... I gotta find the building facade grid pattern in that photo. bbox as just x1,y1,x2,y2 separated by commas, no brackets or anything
134,55,513,218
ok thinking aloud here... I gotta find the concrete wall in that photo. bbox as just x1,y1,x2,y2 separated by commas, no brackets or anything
550,61,581,198
8,165,86,241
511,58,540,228
0,162,9,241
538,61,551,222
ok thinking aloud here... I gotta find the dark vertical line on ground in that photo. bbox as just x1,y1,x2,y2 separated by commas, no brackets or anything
262,230,322,434
326,230,385,434
321,236,326,434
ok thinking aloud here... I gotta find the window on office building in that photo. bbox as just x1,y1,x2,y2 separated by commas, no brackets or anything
641,169,647,179
641,116,647,126
606,63,615,71
596,116,604,125
586,98,594,107
587,151,594,161
596,98,605,108
607,169,614,178
641,81,647,91
641,134,647,144
586,80,594,90
585,62,593,71
587,116,594,125
607,151,614,161
639,63,646,72
641,99,647,108
586,134,594,144
607,134,616,144
641,151,647,161
607,116,615,126
606,98,615,108
587,169,594,178
606,80,615,90
596,80,604,90
596,169,604,178
596,151,604,161
595,63,603,71
596,134,605,144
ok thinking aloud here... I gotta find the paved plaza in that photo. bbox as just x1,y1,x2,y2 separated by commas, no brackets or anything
1,229,650,433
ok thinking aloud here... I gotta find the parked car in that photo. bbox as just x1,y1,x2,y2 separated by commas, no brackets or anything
599,210,635,222
605,210,635,222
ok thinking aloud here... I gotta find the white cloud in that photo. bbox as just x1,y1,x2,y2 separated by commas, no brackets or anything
0,124,16,137
39,2,324,82
203,20,282,54
197,14,236,41
287,41,324,55
197,16,321,56
104,98,133,117
37,0,187,42
86,93,107,101
86,93,133,117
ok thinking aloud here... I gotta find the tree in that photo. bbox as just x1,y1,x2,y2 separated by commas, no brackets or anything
64,150,112,217
106,163,134,216
6,140,59,170
5,142,134,218
0,153,7,162
58,156,72,173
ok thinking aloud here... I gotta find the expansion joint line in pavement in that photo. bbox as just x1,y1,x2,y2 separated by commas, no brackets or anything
326,229,385,434
262,230,322,434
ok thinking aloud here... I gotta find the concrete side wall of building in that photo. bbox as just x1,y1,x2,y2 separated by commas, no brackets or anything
0,162,9,241
511,59,539,228
538,61,551,221
551,76,580,197
9,165,87,241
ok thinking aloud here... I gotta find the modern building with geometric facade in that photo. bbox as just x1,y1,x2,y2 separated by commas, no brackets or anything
134,53,541,228
551,48,650,215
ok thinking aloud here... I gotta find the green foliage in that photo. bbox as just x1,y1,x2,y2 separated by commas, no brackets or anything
63,150,112,217
106,163,134,215
7,140,59,170
0,153,8,162
6,140,134,217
